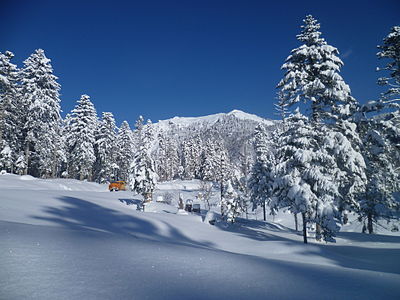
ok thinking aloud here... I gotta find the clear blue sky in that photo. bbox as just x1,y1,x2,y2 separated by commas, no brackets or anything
1,0,399,125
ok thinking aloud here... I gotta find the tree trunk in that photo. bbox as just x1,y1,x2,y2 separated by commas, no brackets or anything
24,142,30,175
316,224,322,241
220,180,224,216
263,201,266,221
294,213,298,231
367,213,373,234
302,212,307,244
343,212,348,225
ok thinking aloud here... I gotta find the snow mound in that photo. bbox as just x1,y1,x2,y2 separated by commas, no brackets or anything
0,174,107,192
20,175,36,181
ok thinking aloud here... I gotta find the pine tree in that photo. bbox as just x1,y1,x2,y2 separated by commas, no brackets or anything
201,139,219,182
377,26,400,104
272,109,341,243
115,121,134,181
248,124,276,221
129,119,157,202
181,136,203,180
94,112,117,183
182,139,195,179
354,26,400,233
221,180,242,223
20,49,62,177
0,51,20,173
131,115,144,155
156,131,179,181
357,118,399,233
276,15,367,237
166,137,180,180
215,141,232,190
67,95,98,180
277,15,357,123
201,139,232,208
232,173,251,219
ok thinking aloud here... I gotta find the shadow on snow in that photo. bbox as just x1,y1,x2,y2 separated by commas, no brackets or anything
31,196,213,250
32,196,400,275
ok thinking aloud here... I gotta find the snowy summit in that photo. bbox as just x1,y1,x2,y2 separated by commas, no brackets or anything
156,109,274,129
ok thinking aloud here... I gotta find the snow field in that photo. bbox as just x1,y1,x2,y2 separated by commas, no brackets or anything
0,175,399,299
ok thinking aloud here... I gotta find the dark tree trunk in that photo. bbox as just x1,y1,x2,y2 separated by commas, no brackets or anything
294,213,298,231
316,224,322,241
302,212,307,244
24,142,30,175
220,180,224,216
263,201,266,221
367,213,373,234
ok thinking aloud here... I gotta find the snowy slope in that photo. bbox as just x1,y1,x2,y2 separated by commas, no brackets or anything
156,109,274,130
1,174,400,299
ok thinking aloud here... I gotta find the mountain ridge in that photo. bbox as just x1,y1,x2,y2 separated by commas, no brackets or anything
155,109,275,129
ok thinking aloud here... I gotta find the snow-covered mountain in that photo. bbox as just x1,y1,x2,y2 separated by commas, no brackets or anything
150,109,279,173
155,109,275,130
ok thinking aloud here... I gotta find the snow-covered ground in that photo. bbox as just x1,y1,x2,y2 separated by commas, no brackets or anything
1,174,399,299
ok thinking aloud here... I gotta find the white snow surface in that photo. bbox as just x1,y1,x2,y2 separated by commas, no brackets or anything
1,174,399,299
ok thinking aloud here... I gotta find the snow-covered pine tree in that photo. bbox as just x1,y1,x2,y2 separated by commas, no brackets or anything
156,131,179,181
277,15,358,123
353,26,400,233
94,112,117,183
377,26,400,104
221,180,242,223
115,121,134,181
324,120,367,219
248,124,276,221
232,172,251,219
272,109,341,243
165,137,180,180
276,15,367,232
215,140,232,201
20,49,63,177
129,119,157,202
0,51,20,173
182,139,195,180
200,139,219,182
131,115,144,155
67,95,98,180
376,24,400,190
135,115,144,131
201,139,231,195
357,118,399,233
182,136,203,180
156,131,167,181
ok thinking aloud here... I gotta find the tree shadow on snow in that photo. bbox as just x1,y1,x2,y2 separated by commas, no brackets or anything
336,231,400,243
213,216,400,275
118,198,141,206
31,196,214,250
212,215,297,243
31,196,400,275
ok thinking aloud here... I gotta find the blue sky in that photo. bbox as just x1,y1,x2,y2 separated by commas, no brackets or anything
1,0,399,125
